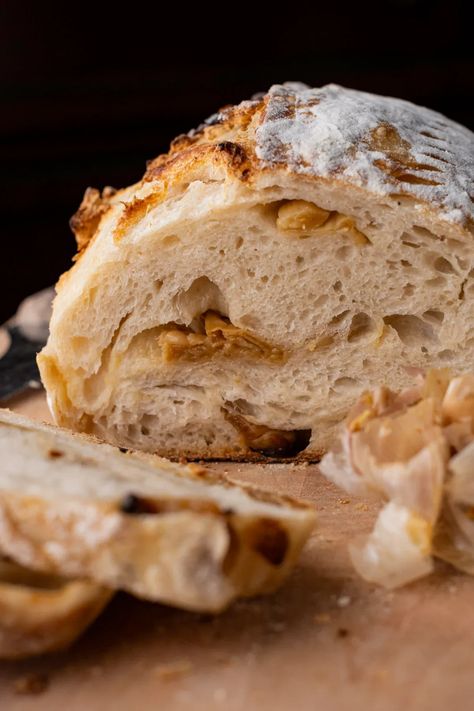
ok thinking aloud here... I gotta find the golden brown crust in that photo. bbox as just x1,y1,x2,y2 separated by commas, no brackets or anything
153,444,323,464
67,84,474,263
85,99,264,249
70,186,117,255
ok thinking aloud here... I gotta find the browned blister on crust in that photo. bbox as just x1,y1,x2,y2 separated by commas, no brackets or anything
70,186,117,254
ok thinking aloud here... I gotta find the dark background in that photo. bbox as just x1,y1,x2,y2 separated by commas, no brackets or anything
1,0,473,323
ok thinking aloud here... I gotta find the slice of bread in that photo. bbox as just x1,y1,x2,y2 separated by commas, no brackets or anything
0,409,315,613
0,558,111,660
38,82,474,459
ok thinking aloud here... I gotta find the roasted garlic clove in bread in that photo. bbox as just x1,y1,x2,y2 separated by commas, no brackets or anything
38,83,474,459
0,409,315,613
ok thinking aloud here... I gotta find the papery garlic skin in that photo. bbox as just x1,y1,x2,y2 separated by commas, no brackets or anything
321,369,474,588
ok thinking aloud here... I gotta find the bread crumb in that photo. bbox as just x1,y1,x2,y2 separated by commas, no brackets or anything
337,595,351,607
313,612,331,624
338,498,351,505
355,502,369,511
13,673,49,695
152,660,193,680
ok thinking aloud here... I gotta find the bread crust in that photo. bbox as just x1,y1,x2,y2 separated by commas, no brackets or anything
94,83,473,251
0,409,316,613
38,83,474,461
0,559,111,660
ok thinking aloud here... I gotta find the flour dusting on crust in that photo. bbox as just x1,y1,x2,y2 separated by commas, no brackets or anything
256,83,474,225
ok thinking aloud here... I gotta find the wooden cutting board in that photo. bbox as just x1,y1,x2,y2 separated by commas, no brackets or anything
1,391,474,711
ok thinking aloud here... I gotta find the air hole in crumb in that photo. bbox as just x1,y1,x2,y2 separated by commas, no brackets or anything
400,259,412,268
434,257,456,274
330,310,350,326
260,275,269,284
426,276,446,288
172,276,228,320
383,314,437,347
423,309,444,325
162,235,180,247
236,237,244,249
347,313,377,343
438,349,455,361
333,377,359,393
141,425,150,436
336,245,352,260
412,226,440,242
154,279,163,292
333,280,342,293
230,398,258,417
313,293,329,309
296,256,304,265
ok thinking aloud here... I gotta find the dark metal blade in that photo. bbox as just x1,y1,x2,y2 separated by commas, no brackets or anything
0,287,54,403
0,325,45,401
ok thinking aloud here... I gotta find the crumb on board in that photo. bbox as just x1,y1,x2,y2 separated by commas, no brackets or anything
338,498,351,505
13,673,49,695
355,502,369,511
152,660,193,680
337,595,352,608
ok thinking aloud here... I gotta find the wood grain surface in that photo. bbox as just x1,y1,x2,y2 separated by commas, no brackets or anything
1,391,473,710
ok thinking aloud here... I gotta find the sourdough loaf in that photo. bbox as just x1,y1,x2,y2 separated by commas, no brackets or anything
38,83,474,458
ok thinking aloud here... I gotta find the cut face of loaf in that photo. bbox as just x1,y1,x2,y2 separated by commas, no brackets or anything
0,410,315,613
38,83,474,459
